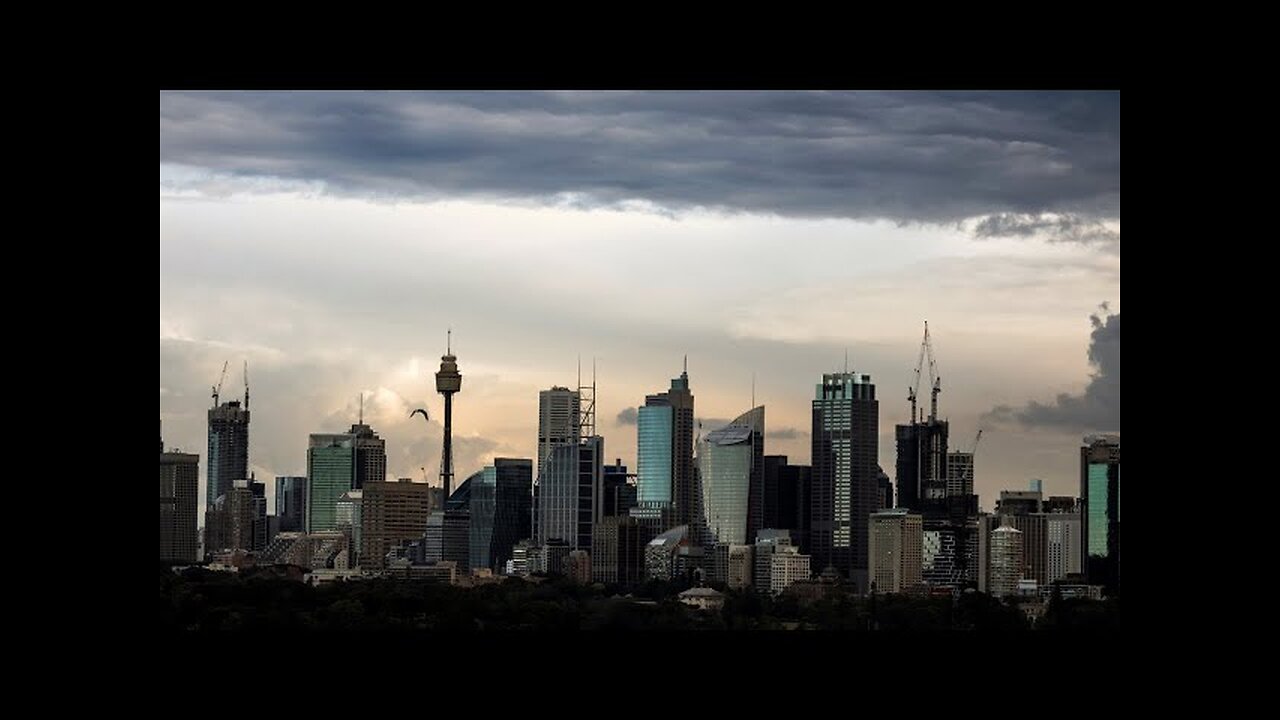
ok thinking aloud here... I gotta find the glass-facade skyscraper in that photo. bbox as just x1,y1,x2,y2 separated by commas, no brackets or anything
698,406,764,547
635,364,695,525
811,371,879,593
306,433,355,532
275,476,307,533
160,445,200,564
1081,434,1120,595
637,404,673,506
207,400,250,507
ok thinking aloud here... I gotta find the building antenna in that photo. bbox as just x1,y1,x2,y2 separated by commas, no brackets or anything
243,360,250,410
447,328,452,355
359,392,364,425
684,354,688,375
751,372,756,409
844,348,849,375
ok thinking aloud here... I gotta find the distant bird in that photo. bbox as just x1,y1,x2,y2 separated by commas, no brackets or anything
411,408,431,423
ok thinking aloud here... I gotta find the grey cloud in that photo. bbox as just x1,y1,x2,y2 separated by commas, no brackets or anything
974,213,1119,244
766,427,808,440
616,407,638,425
160,91,1119,225
986,310,1120,432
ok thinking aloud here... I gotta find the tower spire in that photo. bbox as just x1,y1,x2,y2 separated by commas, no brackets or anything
683,354,688,375
752,372,756,409
359,392,364,425
447,328,451,355
844,348,849,375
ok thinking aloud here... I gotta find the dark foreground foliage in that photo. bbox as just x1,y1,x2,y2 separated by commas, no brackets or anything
159,565,1118,634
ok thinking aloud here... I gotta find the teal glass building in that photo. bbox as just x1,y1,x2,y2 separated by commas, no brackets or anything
306,433,355,532
1080,434,1120,595
637,404,674,506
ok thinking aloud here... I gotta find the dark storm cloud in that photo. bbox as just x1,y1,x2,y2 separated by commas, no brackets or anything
616,407,638,426
987,310,1120,432
160,91,1120,224
974,212,1119,244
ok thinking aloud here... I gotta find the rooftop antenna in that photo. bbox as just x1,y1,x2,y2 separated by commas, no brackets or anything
683,354,688,375
751,372,756,409
243,361,249,410
844,348,849,375
447,328,452,355
359,392,364,425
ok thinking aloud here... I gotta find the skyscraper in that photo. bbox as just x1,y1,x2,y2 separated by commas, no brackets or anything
207,399,249,508
637,401,674,507
811,371,878,592
1081,434,1120,595
435,331,462,500
275,476,307,533
538,387,580,473
204,479,256,557
869,509,923,594
602,458,638,517
895,416,948,512
469,459,534,572
635,362,695,527
989,524,1025,597
361,479,434,571
160,444,199,564
698,406,764,546
762,455,811,551
306,433,355,532
348,421,387,490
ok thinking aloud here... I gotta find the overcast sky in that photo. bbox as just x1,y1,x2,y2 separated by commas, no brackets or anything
159,91,1120,520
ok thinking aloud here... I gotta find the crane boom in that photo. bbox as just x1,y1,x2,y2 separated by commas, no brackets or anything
924,321,941,422
211,360,228,408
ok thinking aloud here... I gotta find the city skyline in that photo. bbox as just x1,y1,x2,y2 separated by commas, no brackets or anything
160,91,1120,521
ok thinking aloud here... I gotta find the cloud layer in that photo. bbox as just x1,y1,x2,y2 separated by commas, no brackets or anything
161,91,1119,225
987,309,1120,432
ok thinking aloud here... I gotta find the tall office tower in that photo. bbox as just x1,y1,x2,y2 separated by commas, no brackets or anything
538,387,580,472
275,476,308,533
1045,512,1082,583
762,456,813,551
306,433,355,532
869,509,924,594
635,362,695,526
348,420,387,490
250,478,268,550
602,459,638,517
360,479,434,571
637,400,673,511
698,406,765,546
946,452,974,498
423,509,471,572
435,331,462,500
207,399,250,508
995,489,1047,586
204,480,256,557
160,445,199,563
335,489,363,565
1081,434,1120,595
592,515,653,585
811,371,879,592
535,386,580,540
877,466,894,510
989,524,1025,598
468,459,534,572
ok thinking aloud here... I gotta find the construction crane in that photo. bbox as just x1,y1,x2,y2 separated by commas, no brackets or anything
925,321,941,422
909,321,941,423
211,360,228,408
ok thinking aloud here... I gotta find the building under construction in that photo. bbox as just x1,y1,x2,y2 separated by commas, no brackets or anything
893,322,981,589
